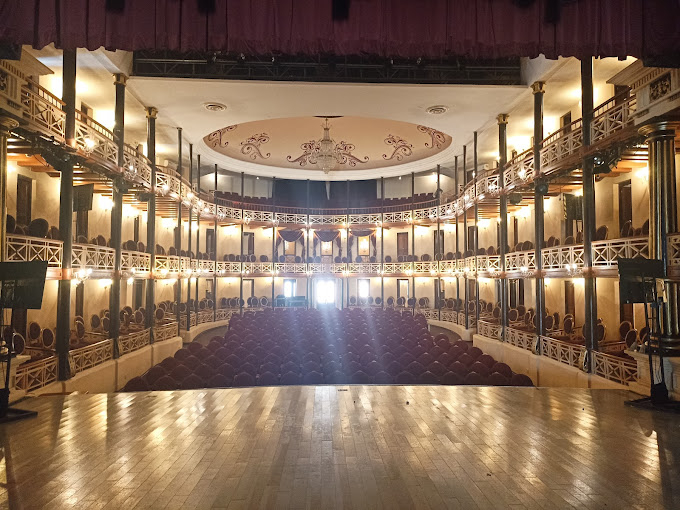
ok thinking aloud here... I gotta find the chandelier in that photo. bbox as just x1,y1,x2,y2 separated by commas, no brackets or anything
317,118,336,173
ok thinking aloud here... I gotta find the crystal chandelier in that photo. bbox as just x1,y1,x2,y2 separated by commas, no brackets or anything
317,118,335,173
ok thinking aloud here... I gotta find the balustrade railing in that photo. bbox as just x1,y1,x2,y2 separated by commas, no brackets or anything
669,234,680,268
15,356,59,392
69,339,114,375
505,250,536,273
21,82,65,142
539,336,585,368
122,250,151,273
6,234,63,267
541,244,585,271
478,320,501,339
592,236,648,268
72,243,115,271
155,322,178,343
591,93,636,143
75,111,118,167
540,119,583,170
506,327,535,351
118,328,150,355
592,350,638,385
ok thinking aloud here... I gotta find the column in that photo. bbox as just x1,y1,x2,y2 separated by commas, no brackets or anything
454,155,460,308
239,172,244,314
410,172,415,313
436,165,441,320
195,155,200,315
498,114,509,341
56,49,76,380
531,81,546,344
186,144,193,331
473,132,480,326
109,73,127,358
144,107,158,341
176,128,183,336
463,145,469,329
639,121,680,346
580,61,598,358
381,177,385,309
271,177,276,306
213,163,218,322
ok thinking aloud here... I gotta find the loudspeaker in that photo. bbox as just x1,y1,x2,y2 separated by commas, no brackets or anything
508,192,522,205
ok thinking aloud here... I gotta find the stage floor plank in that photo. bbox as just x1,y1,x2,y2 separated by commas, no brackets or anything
1,386,678,509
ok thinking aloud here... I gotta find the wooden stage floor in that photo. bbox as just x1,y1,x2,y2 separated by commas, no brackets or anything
1,386,678,509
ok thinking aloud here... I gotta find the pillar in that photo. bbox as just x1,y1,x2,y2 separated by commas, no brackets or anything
463,145,469,329
531,81,546,343
109,73,127,358
176,128,183,336
56,49,76,380
498,114,509,341
473,132,480,326
581,60,598,358
639,120,680,347
144,107,158,340
186,144,193,331
195,155,201,313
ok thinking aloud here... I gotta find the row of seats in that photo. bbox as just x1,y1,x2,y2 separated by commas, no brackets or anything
122,308,533,391
214,191,436,210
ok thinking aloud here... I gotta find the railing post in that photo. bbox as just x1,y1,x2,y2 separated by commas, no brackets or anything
56,49,76,380
498,114,509,342
532,81,546,349
109,73,127,358
144,106,158,342
580,60,598,361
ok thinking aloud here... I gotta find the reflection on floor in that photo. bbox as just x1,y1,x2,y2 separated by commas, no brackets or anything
0,387,678,509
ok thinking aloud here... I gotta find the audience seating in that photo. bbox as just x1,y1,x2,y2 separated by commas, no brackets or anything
123,308,534,391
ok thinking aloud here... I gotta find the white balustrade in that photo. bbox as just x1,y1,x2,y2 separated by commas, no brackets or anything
72,243,115,271
591,94,636,144
478,320,501,339
592,350,638,385
75,112,118,167
539,336,585,368
505,250,536,273
15,356,58,392
122,250,151,273
506,327,535,351
592,237,648,268
6,234,63,267
69,339,114,375
21,82,66,142
118,328,150,355
541,244,584,271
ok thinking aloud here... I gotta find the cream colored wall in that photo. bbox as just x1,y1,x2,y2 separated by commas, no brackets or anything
7,165,61,228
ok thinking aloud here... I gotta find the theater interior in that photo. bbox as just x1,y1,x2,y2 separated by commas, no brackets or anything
0,1,679,508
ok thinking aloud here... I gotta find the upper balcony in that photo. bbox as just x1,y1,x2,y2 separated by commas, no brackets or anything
0,58,649,233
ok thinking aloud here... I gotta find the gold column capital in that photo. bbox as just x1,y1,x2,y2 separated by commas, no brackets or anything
113,73,128,86
497,113,509,125
145,106,158,119
0,116,19,132
638,120,680,140
531,81,545,94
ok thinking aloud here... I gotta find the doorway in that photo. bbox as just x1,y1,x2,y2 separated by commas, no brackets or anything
618,180,632,236
397,232,409,259
316,279,336,306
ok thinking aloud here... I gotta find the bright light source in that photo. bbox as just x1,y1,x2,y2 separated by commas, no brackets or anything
574,189,583,197
635,167,648,180
478,219,491,229
84,137,96,150
99,196,113,210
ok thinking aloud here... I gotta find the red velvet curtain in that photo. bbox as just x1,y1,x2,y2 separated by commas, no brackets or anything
2,0,677,59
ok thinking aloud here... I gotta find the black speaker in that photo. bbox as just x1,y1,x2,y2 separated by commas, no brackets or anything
0,44,21,61
534,177,549,195
508,192,522,205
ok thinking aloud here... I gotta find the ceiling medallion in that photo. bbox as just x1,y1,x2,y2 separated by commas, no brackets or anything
240,133,271,160
287,118,368,173
382,134,413,161
417,125,447,149
207,125,237,148
426,105,448,115
203,102,227,112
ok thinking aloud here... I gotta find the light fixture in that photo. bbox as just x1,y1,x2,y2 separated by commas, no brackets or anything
426,105,449,115
317,118,336,174
203,102,227,112
83,137,96,153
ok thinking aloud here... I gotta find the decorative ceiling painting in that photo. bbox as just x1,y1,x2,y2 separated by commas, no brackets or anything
203,116,451,172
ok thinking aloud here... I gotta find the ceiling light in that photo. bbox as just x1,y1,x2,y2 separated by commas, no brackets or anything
426,105,449,115
203,102,227,112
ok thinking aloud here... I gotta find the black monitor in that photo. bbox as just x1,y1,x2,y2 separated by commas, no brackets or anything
73,184,94,212
0,261,48,309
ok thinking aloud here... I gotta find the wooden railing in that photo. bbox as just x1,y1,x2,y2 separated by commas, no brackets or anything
539,336,585,369
15,356,58,392
592,350,638,385
69,339,114,375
